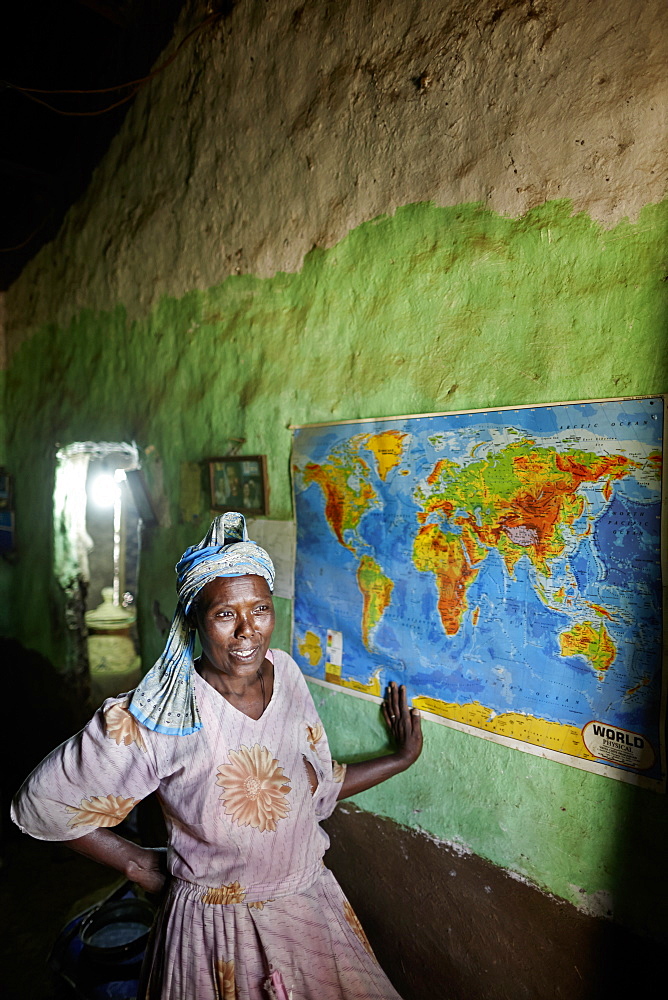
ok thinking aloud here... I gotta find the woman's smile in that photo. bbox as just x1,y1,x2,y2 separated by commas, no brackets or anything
229,646,260,661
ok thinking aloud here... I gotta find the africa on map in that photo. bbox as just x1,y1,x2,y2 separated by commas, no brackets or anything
291,397,666,789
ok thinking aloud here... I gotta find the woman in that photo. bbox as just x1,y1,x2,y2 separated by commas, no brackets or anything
12,513,423,999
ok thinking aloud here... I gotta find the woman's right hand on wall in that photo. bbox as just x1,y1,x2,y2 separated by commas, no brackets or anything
336,681,424,800
381,681,423,768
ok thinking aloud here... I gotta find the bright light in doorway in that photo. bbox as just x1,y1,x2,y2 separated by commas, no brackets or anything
90,473,121,508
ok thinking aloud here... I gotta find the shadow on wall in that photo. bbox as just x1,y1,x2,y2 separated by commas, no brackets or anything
0,638,89,837
1,632,167,857
606,775,668,957
323,804,663,1000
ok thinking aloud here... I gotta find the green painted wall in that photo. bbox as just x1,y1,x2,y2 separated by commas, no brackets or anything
5,198,668,937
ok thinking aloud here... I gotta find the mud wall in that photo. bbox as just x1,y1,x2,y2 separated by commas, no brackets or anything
3,0,667,988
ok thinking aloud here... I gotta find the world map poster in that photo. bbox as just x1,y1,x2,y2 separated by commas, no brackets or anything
291,396,666,790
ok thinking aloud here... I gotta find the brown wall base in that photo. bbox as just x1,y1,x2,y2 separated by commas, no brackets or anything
323,805,659,1000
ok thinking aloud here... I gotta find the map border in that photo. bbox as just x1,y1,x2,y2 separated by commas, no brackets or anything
291,394,667,792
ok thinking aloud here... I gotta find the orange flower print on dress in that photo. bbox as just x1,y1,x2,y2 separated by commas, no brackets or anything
66,794,137,830
216,745,291,833
214,957,236,1000
201,880,247,905
343,899,376,958
332,760,347,783
305,722,324,753
104,700,147,752
247,899,273,910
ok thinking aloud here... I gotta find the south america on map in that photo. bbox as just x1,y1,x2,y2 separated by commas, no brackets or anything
291,397,665,789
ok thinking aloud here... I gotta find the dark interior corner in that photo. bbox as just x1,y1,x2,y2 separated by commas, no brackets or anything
0,0,187,290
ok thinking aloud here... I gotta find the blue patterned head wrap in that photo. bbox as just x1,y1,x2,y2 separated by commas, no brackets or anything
129,512,275,736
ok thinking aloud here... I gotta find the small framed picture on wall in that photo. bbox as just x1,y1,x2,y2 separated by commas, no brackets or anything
208,456,268,516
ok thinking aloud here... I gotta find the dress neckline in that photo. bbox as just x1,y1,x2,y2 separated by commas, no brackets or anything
193,649,279,723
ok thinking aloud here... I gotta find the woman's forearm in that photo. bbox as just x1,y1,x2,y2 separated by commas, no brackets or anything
66,828,166,892
337,753,409,799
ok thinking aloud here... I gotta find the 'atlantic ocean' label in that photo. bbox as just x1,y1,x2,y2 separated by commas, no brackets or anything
582,721,655,770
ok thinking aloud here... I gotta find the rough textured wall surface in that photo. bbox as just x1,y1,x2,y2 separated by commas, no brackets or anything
5,0,667,346
6,200,667,940
3,0,667,963
322,805,663,999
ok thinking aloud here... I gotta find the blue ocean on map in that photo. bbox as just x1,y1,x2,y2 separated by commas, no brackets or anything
292,397,665,786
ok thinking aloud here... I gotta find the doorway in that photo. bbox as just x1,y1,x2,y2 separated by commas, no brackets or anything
54,442,144,707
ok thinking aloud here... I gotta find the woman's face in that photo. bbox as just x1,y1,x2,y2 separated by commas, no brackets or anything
193,575,275,677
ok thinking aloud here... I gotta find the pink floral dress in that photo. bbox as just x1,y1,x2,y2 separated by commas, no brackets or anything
11,649,403,1000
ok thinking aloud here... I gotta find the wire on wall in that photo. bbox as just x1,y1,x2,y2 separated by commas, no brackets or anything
1,10,222,117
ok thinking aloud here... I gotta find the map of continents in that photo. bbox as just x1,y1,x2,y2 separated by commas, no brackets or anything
291,397,665,788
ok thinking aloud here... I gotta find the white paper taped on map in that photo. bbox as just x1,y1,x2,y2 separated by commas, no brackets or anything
246,519,296,600
291,395,666,791
326,629,343,669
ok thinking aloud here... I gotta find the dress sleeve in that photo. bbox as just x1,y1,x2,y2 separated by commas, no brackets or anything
11,695,161,842
288,657,347,822
310,737,347,822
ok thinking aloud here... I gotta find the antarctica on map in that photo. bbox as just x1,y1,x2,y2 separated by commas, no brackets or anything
291,396,666,790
